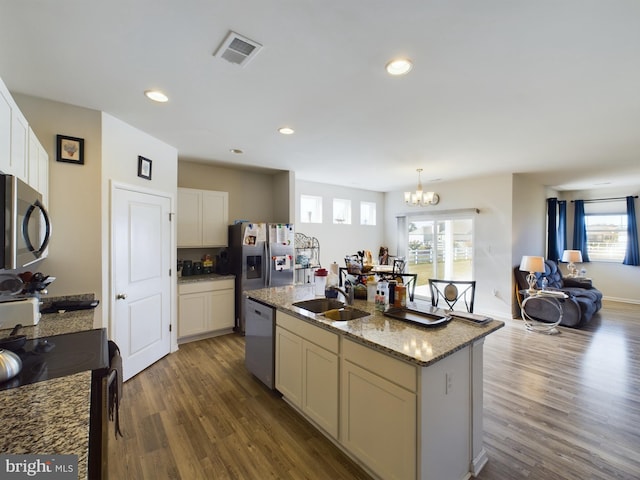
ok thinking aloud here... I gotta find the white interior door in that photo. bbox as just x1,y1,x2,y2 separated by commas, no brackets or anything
112,185,172,381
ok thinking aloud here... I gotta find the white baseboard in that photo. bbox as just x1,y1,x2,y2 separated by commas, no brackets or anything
602,296,640,305
470,447,489,476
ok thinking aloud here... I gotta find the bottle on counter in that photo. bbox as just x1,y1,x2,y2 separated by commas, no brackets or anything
367,276,377,303
378,279,389,311
394,284,407,308
388,280,397,307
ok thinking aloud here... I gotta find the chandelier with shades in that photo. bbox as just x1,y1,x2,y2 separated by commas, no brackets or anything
404,168,439,206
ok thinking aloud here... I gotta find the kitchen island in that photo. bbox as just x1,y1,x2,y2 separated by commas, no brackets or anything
246,284,504,480
0,297,97,480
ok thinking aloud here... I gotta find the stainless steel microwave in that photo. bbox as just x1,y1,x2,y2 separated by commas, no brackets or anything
0,174,51,269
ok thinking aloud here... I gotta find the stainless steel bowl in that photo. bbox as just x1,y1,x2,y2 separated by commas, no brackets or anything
0,348,22,383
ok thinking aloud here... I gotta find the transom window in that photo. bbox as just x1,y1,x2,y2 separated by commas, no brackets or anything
360,201,376,226
333,198,351,224
300,195,322,223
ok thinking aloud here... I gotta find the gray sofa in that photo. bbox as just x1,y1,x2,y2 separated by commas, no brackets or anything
514,259,603,327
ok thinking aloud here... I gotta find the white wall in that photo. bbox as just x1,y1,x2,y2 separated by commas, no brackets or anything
384,173,516,319
511,175,548,315
100,113,178,331
295,180,386,270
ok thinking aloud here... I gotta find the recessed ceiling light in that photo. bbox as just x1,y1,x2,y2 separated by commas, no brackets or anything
278,127,295,135
229,148,243,154
386,59,413,76
144,90,169,103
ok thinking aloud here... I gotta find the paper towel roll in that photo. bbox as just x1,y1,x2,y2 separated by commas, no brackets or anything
329,262,339,276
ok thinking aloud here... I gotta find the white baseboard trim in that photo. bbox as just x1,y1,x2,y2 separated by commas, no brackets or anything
471,447,489,476
602,296,640,305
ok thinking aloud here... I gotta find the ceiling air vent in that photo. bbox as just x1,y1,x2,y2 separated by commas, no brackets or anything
214,31,262,67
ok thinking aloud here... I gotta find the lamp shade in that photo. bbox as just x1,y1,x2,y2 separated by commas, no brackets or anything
519,255,545,273
561,250,583,263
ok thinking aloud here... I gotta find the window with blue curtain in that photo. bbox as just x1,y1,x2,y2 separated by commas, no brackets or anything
573,196,638,265
546,198,566,262
623,196,639,266
572,200,591,262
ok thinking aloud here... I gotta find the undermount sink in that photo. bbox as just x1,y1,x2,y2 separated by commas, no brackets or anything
292,298,345,313
321,307,370,321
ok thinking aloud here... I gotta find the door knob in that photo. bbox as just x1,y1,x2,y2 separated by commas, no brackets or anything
116,293,128,300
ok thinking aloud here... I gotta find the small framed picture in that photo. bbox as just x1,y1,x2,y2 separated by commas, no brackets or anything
56,135,84,164
138,156,152,180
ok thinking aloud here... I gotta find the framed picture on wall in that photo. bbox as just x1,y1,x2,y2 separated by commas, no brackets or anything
138,156,152,180
56,135,84,164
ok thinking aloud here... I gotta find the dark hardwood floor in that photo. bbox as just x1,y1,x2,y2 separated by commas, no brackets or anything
108,300,640,479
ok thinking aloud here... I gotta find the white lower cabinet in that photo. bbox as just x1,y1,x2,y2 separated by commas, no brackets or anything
341,339,417,480
178,279,234,342
275,326,303,405
275,311,339,437
272,308,479,480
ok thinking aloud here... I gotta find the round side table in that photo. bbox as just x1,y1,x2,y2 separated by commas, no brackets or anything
521,291,566,335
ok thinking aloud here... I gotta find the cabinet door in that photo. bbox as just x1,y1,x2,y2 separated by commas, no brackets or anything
10,107,28,181
0,82,11,174
28,128,39,188
275,326,303,407
201,190,228,247
178,291,210,337
210,287,234,330
177,188,202,247
303,341,338,437
341,360,417,480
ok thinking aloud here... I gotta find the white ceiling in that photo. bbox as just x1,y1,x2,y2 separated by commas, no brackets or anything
1,0,639,193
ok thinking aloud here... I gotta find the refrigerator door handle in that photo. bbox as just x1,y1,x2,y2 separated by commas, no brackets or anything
264,241,270,286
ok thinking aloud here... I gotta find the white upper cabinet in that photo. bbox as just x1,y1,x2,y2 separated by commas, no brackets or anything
10,107,28,181
1,76,48,194
201,190,228,247
177,188,229,247
0,81,11,174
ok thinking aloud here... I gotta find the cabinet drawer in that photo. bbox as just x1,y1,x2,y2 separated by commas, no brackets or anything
276,311,339,354
343,338,417,392
178,278,234,294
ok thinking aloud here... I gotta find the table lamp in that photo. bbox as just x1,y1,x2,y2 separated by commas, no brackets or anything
561,250,582,277
519,256,545,293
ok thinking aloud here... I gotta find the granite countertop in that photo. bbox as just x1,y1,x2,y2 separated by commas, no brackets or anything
246,284,505,367
0,372,92,480
0,295,98,480
0,294,95,339
178,273,235,284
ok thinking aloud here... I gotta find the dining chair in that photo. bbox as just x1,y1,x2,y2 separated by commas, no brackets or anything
428,279,476,313
392,257,406,274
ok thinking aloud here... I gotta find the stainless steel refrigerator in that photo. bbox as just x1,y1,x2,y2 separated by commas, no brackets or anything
229,222,295,334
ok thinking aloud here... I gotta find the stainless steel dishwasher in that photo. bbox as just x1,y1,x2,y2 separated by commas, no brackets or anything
245,297,275,389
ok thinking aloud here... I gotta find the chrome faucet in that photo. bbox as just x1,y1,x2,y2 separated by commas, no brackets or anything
330,281,354,305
